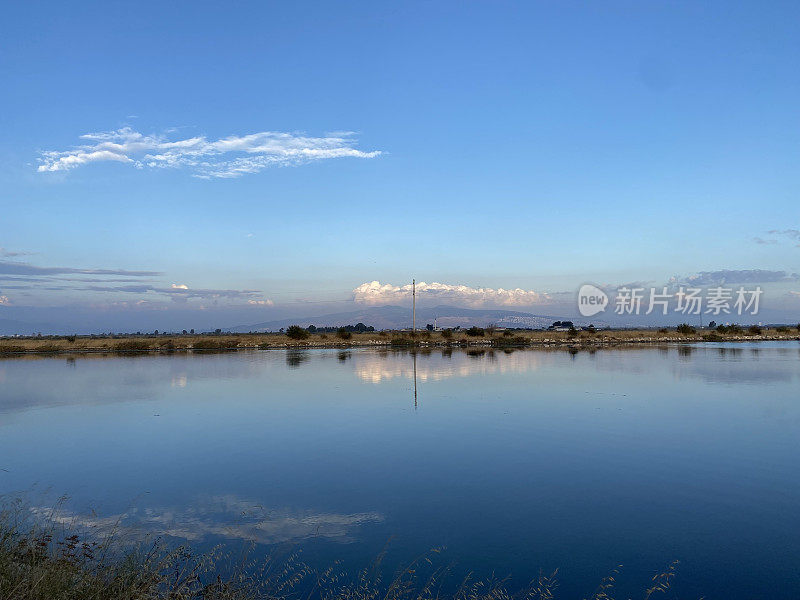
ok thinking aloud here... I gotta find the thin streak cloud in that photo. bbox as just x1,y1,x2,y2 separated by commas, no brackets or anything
0,260,161,277
0,247,33,258
767,229,800,246
86,284,266,301
671,269,798,286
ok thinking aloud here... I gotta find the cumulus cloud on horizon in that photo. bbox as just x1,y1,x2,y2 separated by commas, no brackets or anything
38,127,381,178
353,280,550,307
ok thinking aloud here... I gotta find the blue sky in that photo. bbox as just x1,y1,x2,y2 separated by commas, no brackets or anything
1,0,799,331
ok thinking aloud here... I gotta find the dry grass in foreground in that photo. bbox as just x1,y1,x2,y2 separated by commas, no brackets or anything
0,498,685,600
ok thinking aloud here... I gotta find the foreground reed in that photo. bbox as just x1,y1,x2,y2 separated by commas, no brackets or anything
0,499,681,600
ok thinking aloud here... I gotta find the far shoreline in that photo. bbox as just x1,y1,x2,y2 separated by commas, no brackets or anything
1,326,798,357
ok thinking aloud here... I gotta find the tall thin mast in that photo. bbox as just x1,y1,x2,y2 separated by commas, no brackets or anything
412,279,416,333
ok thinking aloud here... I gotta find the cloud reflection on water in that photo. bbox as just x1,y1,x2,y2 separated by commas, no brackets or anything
351,349,550,383
30,494,383,545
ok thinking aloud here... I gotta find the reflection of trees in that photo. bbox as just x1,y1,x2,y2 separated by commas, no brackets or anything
716,347,743,357
286,350,309,369
673,346,795,384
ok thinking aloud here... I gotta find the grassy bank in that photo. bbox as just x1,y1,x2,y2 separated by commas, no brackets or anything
0,501,680,600
0,326,798,356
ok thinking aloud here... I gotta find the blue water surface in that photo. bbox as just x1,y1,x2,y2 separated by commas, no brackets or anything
1,344,798,598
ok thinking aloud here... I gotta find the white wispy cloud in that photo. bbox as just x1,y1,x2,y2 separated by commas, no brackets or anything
38,127,381,178
353,280,549,307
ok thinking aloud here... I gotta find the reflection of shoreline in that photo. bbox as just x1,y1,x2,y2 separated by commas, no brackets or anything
351,345,800,385
2,345,797,417
0,352,270,416
30,494,384,546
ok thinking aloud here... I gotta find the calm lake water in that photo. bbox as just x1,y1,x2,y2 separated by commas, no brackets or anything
1,344,799,598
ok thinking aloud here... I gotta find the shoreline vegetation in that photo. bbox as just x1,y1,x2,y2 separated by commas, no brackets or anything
0,325,798,357
0,500,682,600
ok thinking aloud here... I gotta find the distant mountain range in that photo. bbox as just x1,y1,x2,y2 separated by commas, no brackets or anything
0,317,57,336
230,304,573,332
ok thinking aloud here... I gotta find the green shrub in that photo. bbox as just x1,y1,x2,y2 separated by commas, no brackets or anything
676,324,696,335
465,326,485,337
336,328,352,340
716,324,743,334
775,326,790,333
747,325,763,335
440,329,452,339
286,325,310,340
702,333,724,342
